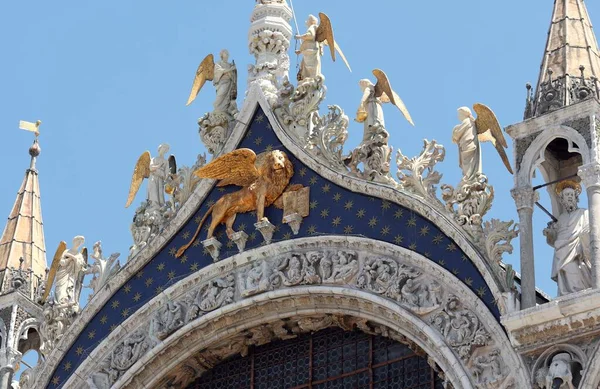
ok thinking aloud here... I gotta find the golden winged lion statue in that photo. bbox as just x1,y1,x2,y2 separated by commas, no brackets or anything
176,148,301,257
295,12,351,81
452,104,513,181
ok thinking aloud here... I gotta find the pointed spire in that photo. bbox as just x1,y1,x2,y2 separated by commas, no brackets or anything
525,0,600,119
0,135,47,293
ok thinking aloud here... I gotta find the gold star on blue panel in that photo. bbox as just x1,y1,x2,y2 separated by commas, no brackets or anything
51,106,500,388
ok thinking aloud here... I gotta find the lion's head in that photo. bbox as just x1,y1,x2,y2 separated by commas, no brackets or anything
258,150,294,184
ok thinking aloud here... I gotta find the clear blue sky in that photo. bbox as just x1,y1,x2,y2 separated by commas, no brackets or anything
2,0,598,315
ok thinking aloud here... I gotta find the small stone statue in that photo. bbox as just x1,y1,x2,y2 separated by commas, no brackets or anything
42,236,89,313
343,69,413,185
544,181,592,296
294,13,350,82
451,104,513,181
186,49,238,155
125,144,174,211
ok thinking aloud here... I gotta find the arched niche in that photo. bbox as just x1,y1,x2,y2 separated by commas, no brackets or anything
517,125,590,214
66,237,529,389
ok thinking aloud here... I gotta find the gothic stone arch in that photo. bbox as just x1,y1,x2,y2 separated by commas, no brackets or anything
517,124,591,189
65,237,528,389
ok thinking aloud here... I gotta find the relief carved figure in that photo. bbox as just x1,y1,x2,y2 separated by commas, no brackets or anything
431,295,489,361
356,257,440,315
90,328,155,389
544,181,592,296
326,251,359,283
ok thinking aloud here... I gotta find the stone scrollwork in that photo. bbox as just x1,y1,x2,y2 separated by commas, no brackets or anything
482,219,519,294
344,122,397,187
86,241,121,298
441,173,495,240
308,105,349,168
128,200,174,260
396,139,445,203
89,326,156,389
198,112,235,156
274,75,327,143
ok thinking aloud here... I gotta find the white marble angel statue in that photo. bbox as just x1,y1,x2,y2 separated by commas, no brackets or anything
125,144,176,210
452,104,513,181
544,181,592,296
186,49,238,117
41,236,89,313
344,69,413,184
294,13,351,81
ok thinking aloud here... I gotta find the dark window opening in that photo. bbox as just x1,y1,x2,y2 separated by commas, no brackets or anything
187,327,446,389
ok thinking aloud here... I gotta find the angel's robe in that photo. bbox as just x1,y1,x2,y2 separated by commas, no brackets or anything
358,85,385,142
298,24,321,81
452,117,481,180
550,207,593,296
54,249,86,308
147,156,169,208
213,59,237,114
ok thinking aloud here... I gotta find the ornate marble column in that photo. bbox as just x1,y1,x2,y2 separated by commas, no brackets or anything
578,162,600,289
248,0,293,105
0,347,21,389
511,186,537,309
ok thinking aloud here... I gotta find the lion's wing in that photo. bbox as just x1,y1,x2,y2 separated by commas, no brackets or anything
195,148,260,187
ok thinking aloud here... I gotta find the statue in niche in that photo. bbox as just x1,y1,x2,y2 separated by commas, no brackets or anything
294,13,350,81
543,181,592,296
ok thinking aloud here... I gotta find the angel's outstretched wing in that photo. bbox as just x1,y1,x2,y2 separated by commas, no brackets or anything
473,103,513,174
315,13,352,73
186,54,215,106
125,151,152,208
194,148,260,187
315,13,336,62
373,69,414,126
41,241,67,303
334,42,352,72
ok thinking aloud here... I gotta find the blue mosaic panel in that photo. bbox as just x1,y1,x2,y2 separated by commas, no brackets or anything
47,106,499,388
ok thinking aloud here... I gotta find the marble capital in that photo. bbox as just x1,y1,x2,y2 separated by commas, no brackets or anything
511,186,536,211
578,162,600,190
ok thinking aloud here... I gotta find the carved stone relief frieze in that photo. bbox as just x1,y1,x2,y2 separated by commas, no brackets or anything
88,325,156,389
